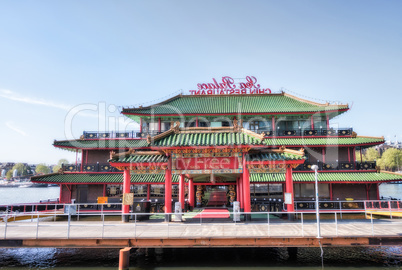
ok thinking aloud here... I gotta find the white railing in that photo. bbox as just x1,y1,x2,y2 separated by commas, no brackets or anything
1,209,402,240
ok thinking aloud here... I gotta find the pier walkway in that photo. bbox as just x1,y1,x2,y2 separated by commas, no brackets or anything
1,211,402,248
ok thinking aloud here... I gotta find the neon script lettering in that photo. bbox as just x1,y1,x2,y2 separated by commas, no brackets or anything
189,76,271,95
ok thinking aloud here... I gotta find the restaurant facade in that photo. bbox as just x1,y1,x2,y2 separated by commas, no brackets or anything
32,76,402,215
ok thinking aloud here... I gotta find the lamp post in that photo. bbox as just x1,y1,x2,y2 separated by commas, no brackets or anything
311,165,321,238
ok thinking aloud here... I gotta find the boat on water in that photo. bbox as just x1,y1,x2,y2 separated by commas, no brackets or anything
19,183,33,188
31,183,48,188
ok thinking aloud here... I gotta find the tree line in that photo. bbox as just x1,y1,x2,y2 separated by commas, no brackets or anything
4,159,69,180
356,147,402,172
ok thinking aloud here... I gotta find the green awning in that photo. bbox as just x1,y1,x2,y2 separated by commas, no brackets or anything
31,172,402,184
31,173,179,184
250,172,402,183
247,152,305,162
54,136,383,150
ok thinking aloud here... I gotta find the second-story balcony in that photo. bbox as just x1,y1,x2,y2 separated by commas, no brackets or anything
62,163,121,173
62,161,376,173
251,127,353,137
82,127,354,139
293,161,377,171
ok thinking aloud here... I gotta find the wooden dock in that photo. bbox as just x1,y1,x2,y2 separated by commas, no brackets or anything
1,218,402,248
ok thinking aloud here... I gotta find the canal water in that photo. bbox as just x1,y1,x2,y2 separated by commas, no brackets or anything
0,184,401,269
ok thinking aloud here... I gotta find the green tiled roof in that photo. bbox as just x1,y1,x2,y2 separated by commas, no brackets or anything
153,132,264,147
31,172,402,184
54,136,383,150
263,137,384,146
247,152,305,161
31,173,179,184
122,94,348,116
110,154,168,163
250,172,402,183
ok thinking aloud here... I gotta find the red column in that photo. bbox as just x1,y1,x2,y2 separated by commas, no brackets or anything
242,155,251,213
164,160,172,214
348,147,351,162
80,151,84,171
353,147,357,167
158,118,161,133
140,118,143,133
236,178,240,204
326,115,330,130
322,148,326,164
179,174,185,211
196,117,199,127
238,176,243,209
329,183,333,200
188,178,194,208
122,169,131,215
271,116,275,133
311,116,314,130
103,184,106,197
147,184,151,201
285,166,294,212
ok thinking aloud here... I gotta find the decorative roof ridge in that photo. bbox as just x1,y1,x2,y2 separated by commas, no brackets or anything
379,170,402,176
240,128,265,141
31,172,61,181
258,146,305,157
122,94,183,112
283,93,349,108
110,149,164,160
357,135,385,140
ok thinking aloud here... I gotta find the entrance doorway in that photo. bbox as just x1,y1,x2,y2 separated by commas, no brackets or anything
196,185,233,207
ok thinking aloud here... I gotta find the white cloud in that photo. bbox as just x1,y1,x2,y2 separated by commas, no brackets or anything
6,121,27,136
0,89,72,111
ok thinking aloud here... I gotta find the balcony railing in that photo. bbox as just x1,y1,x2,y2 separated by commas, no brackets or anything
293,161,377,171
62,163,121,172
62,161,376,173
82,127,353,139
252,127,353,136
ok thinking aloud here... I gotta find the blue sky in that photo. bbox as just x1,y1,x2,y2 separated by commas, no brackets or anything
0,0,401,164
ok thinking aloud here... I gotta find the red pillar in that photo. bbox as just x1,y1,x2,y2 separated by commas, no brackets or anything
238,176,243,209
326,115,330,130
158,117,161,132
271,116,275,134
322,148,326,164
147,184,151,201
122,169,131,215
196,117,199,127
348,147,351,162
179,174,185,211
311,116,315,130
236,177,240,204
330,183,333,200
140,118,143,133
80,151,84,171
164,160,172,214
242,155,251,213
188,178,194,208
285,166,294,212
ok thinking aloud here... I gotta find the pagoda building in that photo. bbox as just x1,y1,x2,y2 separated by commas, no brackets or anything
32,76,402,216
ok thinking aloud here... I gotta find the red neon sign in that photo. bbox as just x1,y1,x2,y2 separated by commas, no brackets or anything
175,157,238,170
189,76,271,95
